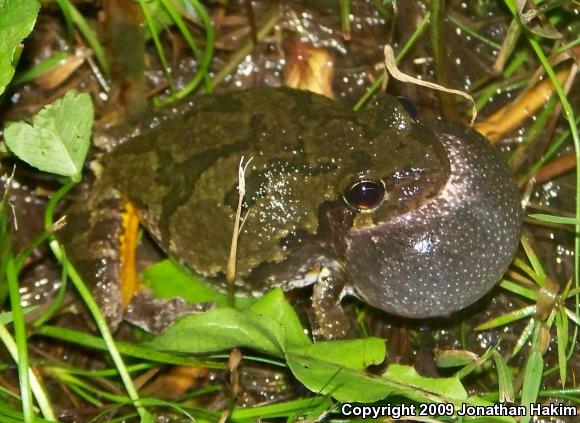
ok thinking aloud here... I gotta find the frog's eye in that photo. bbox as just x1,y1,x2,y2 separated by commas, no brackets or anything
396,96,418,120
343,180,386,211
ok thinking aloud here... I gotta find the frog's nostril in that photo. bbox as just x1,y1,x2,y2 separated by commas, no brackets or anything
343,180,386,211
396,96,418,120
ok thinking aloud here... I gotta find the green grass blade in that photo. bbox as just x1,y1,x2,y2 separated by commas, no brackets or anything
137,0,174,91
339,0,351,40
46,362,154,378
67,383,103,407
512,258,543,286
353,11,430,111
56,0,110,79
503,48,528,78
509,96,557,168
155,0,215,105
520,323,545,423
211,8,279,88
448,12,501,50
230,397,331,419
563,307,580,327
12,51,68,85
0,406,54,423
5,251,34,422
0,323,55,420
520,236,546,283
565,286,580,299
513,0,580,381
158,0,199,56
529,213,579,226
555,36,580,53
522,115,580,183
35,325,221,367
14,225,56,272
475,305,536,331
499,279,537,301
555,307,569,387
43,181,150,421
520,348,543,423
491,351,514,403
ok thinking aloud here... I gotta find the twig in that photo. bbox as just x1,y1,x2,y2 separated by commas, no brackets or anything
226,156,253,305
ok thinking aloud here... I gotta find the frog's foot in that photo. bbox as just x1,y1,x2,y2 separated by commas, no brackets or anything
311,264,350,340
125,290,214,334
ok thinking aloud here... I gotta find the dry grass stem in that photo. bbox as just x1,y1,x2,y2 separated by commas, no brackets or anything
226,156,253,285
383,44,477,126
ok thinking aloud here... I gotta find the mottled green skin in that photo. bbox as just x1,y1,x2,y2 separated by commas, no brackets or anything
101,87,445,286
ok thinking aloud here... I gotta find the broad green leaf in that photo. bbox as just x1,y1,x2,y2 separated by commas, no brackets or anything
0,0,40,95
384,364,468,402
248,288,310,351
141,259,254,309
287,353,466,404
435,349,478,368
288,338,385,370
146,289,310,357
287,350,396,403
4,91,93,180
146,307,284,357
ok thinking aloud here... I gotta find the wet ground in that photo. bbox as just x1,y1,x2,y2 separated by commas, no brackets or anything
1,0,579,421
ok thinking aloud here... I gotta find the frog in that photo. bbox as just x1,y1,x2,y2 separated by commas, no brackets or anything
60,86,523,339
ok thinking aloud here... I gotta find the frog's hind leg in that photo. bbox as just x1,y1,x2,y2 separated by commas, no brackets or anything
58,183,138,329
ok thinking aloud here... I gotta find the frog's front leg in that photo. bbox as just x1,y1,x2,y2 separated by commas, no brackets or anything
310,261,350,340
248,243,351,340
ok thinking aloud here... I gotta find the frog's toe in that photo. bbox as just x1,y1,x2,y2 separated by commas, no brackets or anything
312,304,350,340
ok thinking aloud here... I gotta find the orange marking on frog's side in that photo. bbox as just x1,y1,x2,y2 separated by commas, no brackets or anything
120,200,140,307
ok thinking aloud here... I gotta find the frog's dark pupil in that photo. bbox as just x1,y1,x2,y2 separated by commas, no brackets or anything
344,180,385,210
